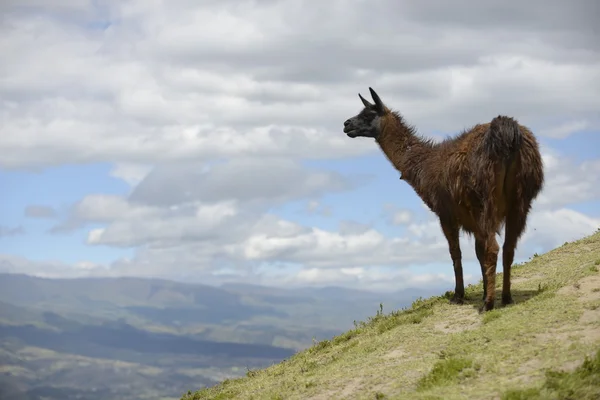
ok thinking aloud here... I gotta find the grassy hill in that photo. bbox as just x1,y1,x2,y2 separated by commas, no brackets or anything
182,230,600,400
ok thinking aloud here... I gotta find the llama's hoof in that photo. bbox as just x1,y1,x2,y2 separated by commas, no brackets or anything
502,295,514,306
479,301,495,313
450,295,465,305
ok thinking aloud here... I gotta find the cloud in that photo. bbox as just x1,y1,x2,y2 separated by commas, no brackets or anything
535,149,600,210
0,253,463,293
283,267,467,293
539,120,590,139
383,204,414,226
5,189,600,290
38,139,600,288
0,255,109,279
0,1,599,291
109,163,152,186
128,157,357,207
304,200,332,217
86,200,243,248
24,205,57,219
520,208,600,250
0,226,24,237
1,0,599,169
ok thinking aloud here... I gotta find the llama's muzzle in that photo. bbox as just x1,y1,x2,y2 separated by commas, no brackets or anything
343,119,356,137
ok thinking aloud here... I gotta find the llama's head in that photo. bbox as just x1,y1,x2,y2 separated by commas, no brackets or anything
343,87,390,139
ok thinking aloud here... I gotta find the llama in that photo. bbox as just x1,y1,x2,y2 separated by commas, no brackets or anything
343,87,544,312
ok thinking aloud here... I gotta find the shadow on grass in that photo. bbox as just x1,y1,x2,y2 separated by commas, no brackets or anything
453,287,545,312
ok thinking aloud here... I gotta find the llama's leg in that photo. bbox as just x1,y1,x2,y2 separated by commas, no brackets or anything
479,234,499,312
502,210,528,305
441,222,464,303
475,239,487,301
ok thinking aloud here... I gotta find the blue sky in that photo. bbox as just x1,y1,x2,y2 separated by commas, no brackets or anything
1,1,599,292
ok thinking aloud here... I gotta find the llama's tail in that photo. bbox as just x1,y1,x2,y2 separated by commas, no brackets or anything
479,116,524,233
483,115,523,162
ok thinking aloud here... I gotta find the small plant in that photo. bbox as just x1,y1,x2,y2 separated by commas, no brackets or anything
374,392,386,399
417,356,479,390
310,339,331,353
299,359,318,373
585,304,599,311
482,309,502,324
376,305,434,334
594,259,600,266
333,328,361,345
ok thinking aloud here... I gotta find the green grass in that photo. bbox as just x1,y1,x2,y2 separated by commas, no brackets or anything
416,356,479,390
182,230,600,400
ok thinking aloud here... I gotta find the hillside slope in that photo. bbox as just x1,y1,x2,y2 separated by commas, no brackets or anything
182,230,600,400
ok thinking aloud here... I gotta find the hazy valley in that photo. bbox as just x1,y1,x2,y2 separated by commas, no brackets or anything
0,273,443,399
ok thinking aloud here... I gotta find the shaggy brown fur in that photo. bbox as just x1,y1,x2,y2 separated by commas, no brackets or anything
343,88,544,312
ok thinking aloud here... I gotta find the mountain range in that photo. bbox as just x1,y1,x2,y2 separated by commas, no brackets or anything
0,272,445,400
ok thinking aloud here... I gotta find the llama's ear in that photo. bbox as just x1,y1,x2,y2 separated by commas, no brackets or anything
358,93,374,109
369,87,385,115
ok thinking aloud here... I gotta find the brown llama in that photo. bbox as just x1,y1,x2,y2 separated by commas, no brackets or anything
343,87,544,312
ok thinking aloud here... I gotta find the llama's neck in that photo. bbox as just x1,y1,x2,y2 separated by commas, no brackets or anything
375,113,434,191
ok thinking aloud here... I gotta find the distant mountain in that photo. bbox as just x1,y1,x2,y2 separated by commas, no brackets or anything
0,273,444,331
0,272,445,400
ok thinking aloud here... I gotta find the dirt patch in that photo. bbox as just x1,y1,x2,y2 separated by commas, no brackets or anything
519,354,593,378
383,348,407,360
380,347,424,373
572,326,600,345
512,273,546,285
557,275,600,302
308,377,363,400
517,358,546,377
535,326,600,347
433,307,480,334
559,359,585,373
580,307,600,324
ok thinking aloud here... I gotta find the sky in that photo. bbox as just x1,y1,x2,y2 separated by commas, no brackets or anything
1,0,599,292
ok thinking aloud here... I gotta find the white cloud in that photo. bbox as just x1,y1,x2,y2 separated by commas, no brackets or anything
382,204,415,226
304,200,332,217
127,157,357,207
1,0,599,291
539,120,590,139
110,163,152,186
392,211,413,225
0,254,110,280
1,0,599,169
289,267,466,293
520,208,600,251
82,198,242,247
536,149,600,210
32,143,600,288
